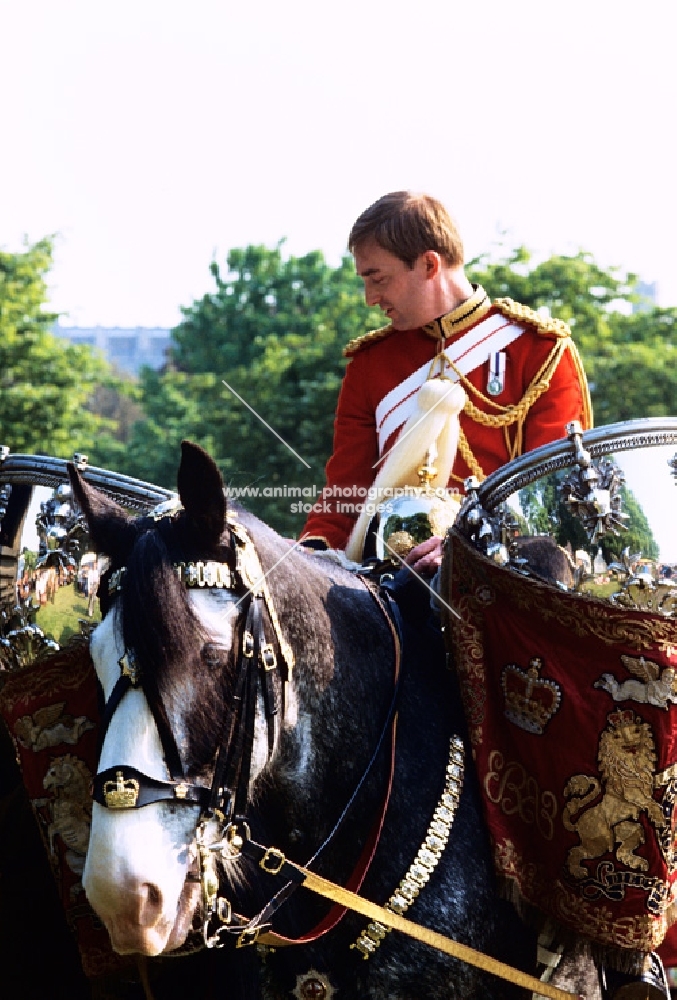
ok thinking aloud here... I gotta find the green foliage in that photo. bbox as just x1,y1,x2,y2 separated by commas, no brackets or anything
118,246,382,532
515,472,659,564
0,238,116,455
598,486,659,563
468,245,634,352
469,248,677,425
109,241,677,536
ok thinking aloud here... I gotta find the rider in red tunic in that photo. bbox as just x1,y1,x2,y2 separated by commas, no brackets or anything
301,192,592,573
302,191,669,1000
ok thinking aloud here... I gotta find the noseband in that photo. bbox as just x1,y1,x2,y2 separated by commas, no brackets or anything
92,509,294,826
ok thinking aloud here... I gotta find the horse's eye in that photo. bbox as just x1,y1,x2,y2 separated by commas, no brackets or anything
201,643,224,669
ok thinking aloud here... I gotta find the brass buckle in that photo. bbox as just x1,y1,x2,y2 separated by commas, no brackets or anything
243,630,255,657
259,847,286,875
261,644,276,670
216,897,232,924
236,926,262,948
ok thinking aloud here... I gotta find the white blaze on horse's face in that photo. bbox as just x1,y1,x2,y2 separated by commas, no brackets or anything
83,591,238,956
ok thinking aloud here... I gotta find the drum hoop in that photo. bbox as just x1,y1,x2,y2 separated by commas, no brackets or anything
476,417,677,511
0,452,174,512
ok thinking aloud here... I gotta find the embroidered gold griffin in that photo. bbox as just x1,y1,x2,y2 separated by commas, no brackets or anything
562,710,666,879
42,753,93,892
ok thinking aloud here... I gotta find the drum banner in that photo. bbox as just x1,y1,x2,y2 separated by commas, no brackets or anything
0,637,134,981
445,530,677,956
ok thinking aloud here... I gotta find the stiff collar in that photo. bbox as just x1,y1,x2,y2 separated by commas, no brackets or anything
422,285,491,342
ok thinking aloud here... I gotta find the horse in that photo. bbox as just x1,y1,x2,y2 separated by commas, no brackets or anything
68,441,599,1000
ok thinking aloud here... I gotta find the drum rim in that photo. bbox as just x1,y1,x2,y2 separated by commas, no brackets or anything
0,451,174,512
476,416,677,511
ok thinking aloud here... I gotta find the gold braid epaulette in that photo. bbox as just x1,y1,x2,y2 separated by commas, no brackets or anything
493,298,572,339
344,324,396,357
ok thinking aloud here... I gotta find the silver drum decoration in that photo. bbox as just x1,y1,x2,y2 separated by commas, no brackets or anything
0,450,175,669
455,417,677,616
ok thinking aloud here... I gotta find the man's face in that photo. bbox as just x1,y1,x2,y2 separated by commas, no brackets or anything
354,239,434,331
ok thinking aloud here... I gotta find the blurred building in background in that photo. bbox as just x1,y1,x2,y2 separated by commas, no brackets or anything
52,323,171,375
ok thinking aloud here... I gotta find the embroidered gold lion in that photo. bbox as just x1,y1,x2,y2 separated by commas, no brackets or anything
562,710,666,879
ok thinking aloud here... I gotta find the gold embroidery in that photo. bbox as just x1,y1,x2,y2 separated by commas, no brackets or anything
42,754,93,889
563,711,667,880
494,839,672,951
595,656,677,710
421,285,492,341
453,533,677,655
13,702,95,752
484,751,558,841
493,298,572,339
0,636,93,715
343,285,491,355
501,657,561,733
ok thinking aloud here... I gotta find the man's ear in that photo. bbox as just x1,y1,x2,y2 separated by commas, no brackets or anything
423,251,442,278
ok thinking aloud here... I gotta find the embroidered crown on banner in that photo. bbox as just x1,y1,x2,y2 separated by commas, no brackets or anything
501,657,562,735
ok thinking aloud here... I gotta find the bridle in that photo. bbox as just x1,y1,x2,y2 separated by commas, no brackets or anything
90,508,296,919
88,504,401,951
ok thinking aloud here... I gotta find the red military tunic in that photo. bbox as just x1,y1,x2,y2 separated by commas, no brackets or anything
302,286,592,550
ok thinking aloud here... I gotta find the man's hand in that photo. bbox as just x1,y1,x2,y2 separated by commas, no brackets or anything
404,536,442,577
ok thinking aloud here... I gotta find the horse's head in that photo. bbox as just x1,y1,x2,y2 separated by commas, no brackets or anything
69,441,292,956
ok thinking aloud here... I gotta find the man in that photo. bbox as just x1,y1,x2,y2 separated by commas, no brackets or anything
302,192,669,999
301,191,592,574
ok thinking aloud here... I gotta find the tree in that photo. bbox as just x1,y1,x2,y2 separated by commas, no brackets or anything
0,238,116,456
109,241,675,537
116,246,382,534
468,248,677,425
598,486,659,564
592,308,677,425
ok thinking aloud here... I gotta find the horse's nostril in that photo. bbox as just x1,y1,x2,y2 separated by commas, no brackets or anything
138,882,163,926
147,883,162,906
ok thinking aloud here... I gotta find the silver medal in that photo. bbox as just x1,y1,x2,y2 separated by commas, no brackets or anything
487,351,506,396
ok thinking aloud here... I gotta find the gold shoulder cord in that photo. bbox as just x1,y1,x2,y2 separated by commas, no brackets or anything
449,301,592,483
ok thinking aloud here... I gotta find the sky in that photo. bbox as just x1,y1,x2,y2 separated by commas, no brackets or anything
1,0,676,329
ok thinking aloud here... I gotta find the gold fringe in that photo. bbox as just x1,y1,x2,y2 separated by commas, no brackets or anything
496,877,653,975
565,338,594,429
344,324,395,357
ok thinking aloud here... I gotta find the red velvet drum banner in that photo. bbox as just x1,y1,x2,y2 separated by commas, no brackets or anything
445,529,677,957
0,639,133,980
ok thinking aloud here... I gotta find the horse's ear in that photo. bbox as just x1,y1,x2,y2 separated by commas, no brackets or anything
67,464,137,559
177,441,226,545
